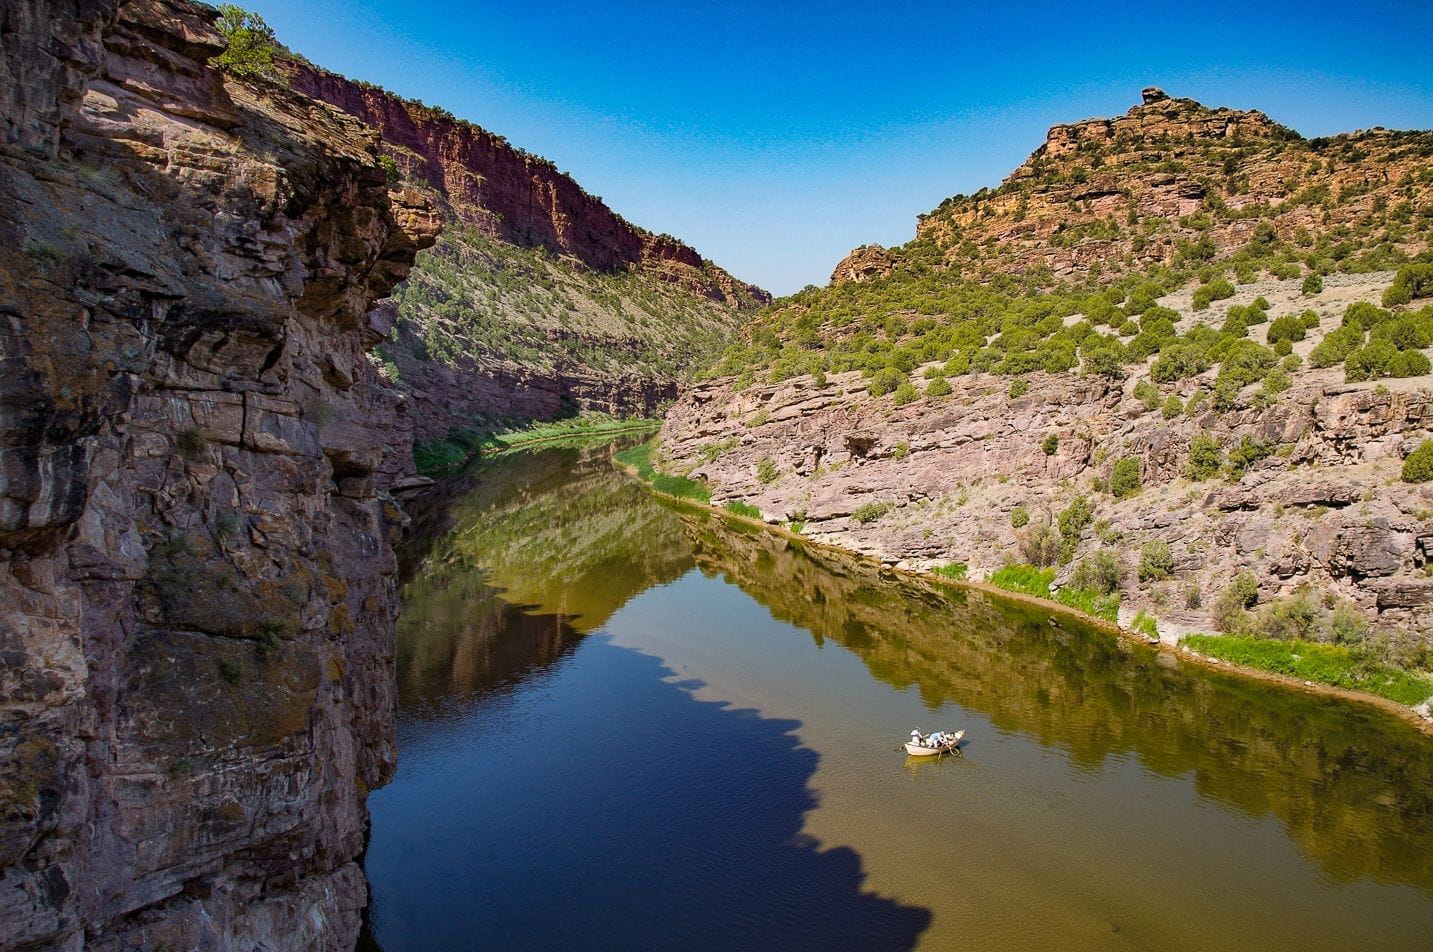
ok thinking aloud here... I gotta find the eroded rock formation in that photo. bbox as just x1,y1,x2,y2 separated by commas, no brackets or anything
0,1,436,948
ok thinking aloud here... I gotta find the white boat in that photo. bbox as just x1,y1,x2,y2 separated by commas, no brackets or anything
904,729,965,756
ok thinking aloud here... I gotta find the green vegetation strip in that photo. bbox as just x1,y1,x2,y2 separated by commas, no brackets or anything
416,416,659,475
611,440,712,503
1185,634,1433,707
988,564,1120,623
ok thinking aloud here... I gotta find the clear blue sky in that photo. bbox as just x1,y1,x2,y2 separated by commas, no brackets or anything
247,0,1433,296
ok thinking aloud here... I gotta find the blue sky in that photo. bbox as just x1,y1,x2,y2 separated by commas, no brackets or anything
247,0,1433,296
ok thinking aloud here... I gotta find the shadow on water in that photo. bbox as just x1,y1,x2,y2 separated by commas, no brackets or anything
363,635,932,951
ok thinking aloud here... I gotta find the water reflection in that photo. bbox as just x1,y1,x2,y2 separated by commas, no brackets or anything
367,442,1433,951
680,519,1433,890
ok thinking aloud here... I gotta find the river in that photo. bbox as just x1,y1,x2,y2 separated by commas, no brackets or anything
360,440,1433,951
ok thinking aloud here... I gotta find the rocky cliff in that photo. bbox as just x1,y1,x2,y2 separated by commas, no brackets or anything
0,2,436,949
837,88,1433,285
665,271,1433,662
284,61,768,437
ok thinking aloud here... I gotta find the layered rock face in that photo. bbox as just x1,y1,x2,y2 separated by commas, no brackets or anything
287,62,766,307
661,273,1433,648
0,2,436,949
283,62,767,437
840,89,1433,283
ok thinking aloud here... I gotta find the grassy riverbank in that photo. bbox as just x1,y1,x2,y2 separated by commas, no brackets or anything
1184,634,1433,706
416,415,660,475
611,440,712,502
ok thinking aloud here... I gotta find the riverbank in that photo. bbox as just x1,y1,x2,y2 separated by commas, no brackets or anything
612,440,1433,735
416,414,661,475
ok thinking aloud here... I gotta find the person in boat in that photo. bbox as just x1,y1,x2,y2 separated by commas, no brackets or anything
911,729,925,747
929,730,944,747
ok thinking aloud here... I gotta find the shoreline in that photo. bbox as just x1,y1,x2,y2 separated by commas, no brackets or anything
611,456,1433,738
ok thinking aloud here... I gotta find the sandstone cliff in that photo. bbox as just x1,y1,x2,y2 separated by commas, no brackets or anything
284,61,768,437
0,2,436,948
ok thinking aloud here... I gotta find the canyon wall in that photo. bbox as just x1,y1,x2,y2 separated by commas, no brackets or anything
661,273,1433,652
0,2,436,948
284,61,767,438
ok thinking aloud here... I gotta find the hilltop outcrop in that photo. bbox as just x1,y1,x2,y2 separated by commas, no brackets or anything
0,2,435,948
830,90,1433,284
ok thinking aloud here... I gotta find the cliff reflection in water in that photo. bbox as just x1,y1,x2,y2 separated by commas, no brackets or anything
394,442,694,711
394,442,1433,899
682,516,1433,893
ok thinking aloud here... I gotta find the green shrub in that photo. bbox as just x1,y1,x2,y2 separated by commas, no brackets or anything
925,376,952,397
1192,278,1235,311
852,501,892,523
1390,349,1431,377
891,441,910,460
811,369,828,387
892,382,919,405
1057,495,1093,561
1161,394,1183,419
1301,273,1323,295
212,5,286,83
1225,435,1275,475
1151,341,1212,382
175,426,209,459
1309,323,1364,367
1184,433,1223,480
1010,505,1030,528
1041,434,1059,456
931,562,968,580
1132,379,1160,411
1213,571,1259,633
1108,456,1142,498
1009,378,1030,399
378,155,401,184
724,500,762,519
1131,611,1159,638
1344,339,1397,381
1017,524,1062,567
1403,440,1433,483
1137,540,1174,581
1383,263,1433,307
1266,314,1308,345
1071,549,1124,594
756,458,779,484
868,367,906,396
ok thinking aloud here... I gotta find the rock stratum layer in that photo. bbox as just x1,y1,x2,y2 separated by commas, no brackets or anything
287,62,769,436
0,2,436,948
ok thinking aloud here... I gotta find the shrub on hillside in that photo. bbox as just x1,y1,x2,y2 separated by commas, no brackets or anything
925,375,952,397
1301,273,1324,296
1266,314,1308,345
1213,571,1259,634
1017,524,1062,567
1071,549,1124,595
1192,278,1236,311
852,501,892,523
1161,394,1183,419
1109,456,1142,498
1404,440,1433,483
1226,434,1275,475
1042,434,1059,456
1185,433,1223,480
1383,263,1433,307
756,458,779,484
1344,339,1397,381
1309,324,1364,367
1390,350,1432,377
892,382,919,405
1137,540,1174,581
1010,505,1030,528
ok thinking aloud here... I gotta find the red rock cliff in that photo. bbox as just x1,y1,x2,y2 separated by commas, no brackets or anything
287,62,768,308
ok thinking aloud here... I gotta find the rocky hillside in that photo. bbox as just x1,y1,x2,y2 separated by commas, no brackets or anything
665,92,1433,686
0,2,436,948
286,60,768,438
836,87,1433,286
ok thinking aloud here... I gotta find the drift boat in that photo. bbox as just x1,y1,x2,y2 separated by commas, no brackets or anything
905,729,965,756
